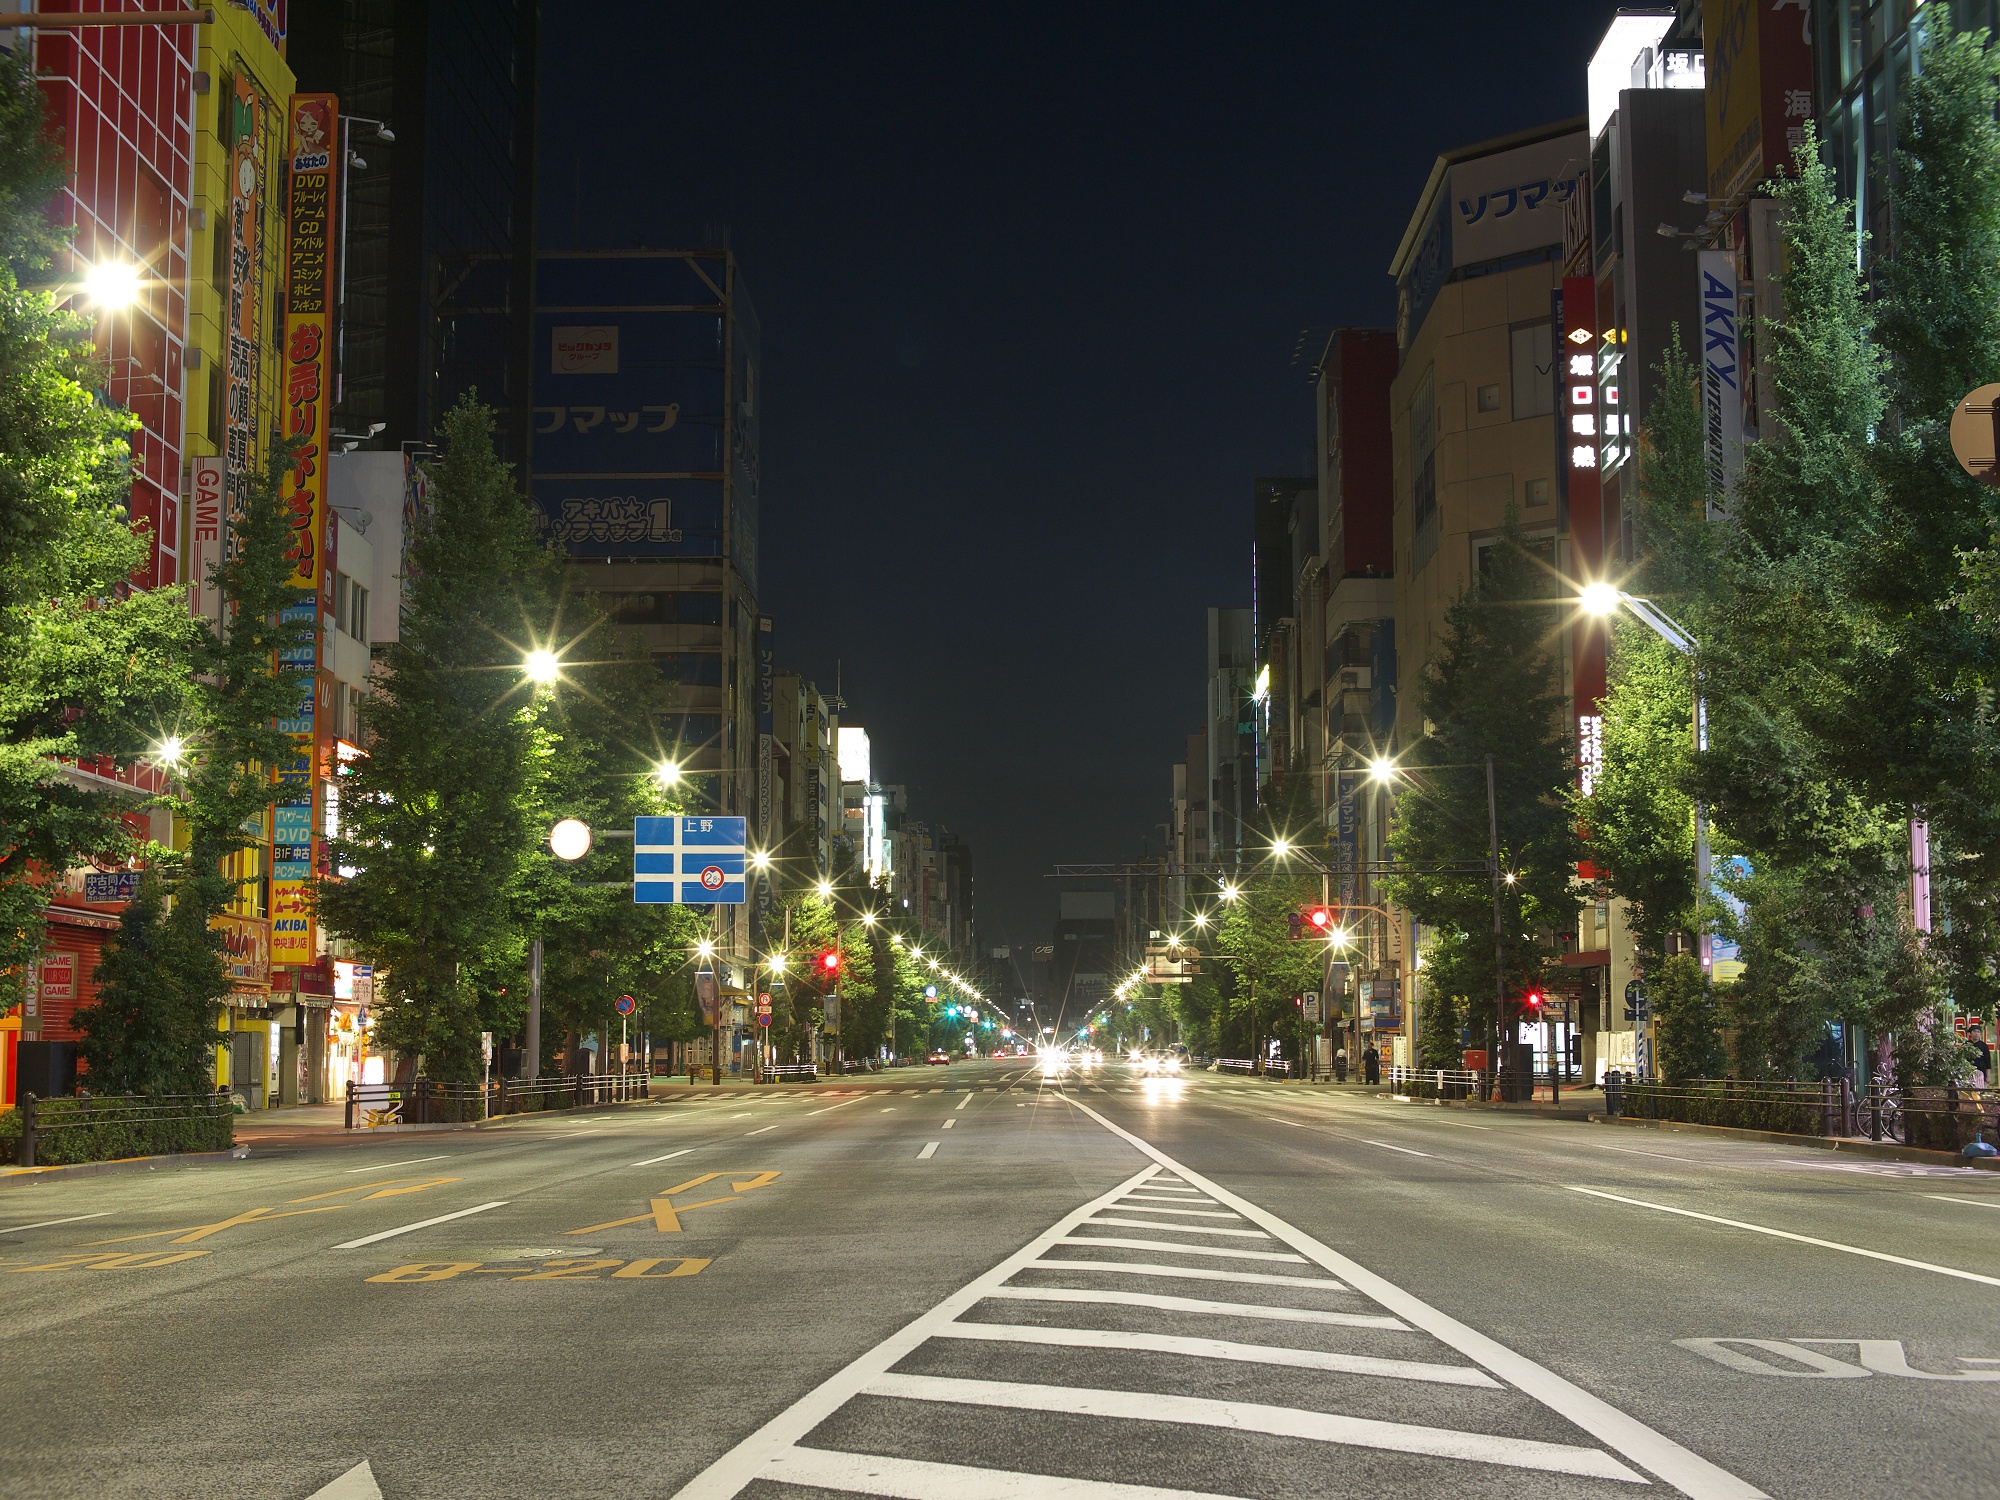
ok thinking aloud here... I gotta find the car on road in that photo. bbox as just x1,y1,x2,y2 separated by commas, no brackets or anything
1131,1050,1182,1076
925,1049,952,1064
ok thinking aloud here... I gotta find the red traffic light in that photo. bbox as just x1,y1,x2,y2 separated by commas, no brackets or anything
1307,907,1332,930
1522,989,1544,1011
819,951,841,973
1289,906,1337,940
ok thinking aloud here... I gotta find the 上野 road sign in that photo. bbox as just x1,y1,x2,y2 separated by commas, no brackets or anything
756,993,772,1026
615,994,636,1017
634,815,746,905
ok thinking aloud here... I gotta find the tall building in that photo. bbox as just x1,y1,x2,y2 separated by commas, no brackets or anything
1382,116,1587,1069
1251,475,1313,795
1204,607,1256,864
286,0,542,463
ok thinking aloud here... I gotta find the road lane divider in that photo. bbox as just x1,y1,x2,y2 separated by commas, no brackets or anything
1927,1194,2000,1211
342,1155,452,1173
745,1125,778,1136
333,1202,508,1249
955,1095,972,1111
632,1149,695,1167
917,1142,939,1159
1,1211,113,1233
364,1255,709,1283
1360,1139,1435,1158
1565,1186,2000,1289
943,1120,956,1129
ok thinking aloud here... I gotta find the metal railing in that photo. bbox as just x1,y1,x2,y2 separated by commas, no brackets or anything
343,1072,651,1129
15,1090,234,1168
1606,1075,2000,1151
1214,1058,1292,1079
1388,1066,1489,1101
760,1065,817,1083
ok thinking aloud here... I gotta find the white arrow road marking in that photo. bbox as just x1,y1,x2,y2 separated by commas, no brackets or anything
333,1202,507,1250
305,1459,382,1499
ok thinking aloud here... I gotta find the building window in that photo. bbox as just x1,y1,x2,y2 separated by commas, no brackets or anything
1526,477,1551,507
1510,322,1555,419
1476,383,1501,413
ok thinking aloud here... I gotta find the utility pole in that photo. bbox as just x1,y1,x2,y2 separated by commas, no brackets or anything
526,937,542,1080
1486,755,1506,1102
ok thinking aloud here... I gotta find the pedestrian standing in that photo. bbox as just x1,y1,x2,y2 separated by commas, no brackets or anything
1335,1045,1349,1083
1971,1029,1993,1089
1363,1042,1380,1085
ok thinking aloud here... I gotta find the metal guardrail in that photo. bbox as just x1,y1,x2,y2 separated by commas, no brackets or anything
1215,1058,1292,1079
343,1073,651,1129
1388,1066,1489,1101
15,1090,234,1168
760,1065,817,1083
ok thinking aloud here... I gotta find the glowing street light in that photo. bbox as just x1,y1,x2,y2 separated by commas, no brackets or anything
861,911,877,927
695,940,715,959
1369,756,1396,783
549,818,592,861
1220,883,1240,902
1578,581,1621,617
655,760,681,786
1271,838,1292,858
815,880,833,899
85,260,140,309
524,648,560,684
153,735,186,768
749,849,771,870
1191,911,1210,929
766,953,787,974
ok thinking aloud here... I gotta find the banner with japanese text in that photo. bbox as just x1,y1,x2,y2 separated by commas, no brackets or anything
281,93,337,592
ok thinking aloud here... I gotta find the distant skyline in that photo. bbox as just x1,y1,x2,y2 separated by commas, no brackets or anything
538,1,1615,946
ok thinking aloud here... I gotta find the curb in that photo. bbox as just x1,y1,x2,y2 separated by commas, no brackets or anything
1386,1093,1598,1122
0,1145,249,1189
1586,1112,2000,1170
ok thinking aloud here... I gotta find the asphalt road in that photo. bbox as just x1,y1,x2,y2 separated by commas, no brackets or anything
2,1061,1997,1500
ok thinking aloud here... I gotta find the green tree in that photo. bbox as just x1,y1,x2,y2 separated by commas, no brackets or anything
0,46,202,1014
1387,513,1579,1053
1648,954,1725,1081
319,400,563,1081
1214,752,1325,1067
71,874,216,1095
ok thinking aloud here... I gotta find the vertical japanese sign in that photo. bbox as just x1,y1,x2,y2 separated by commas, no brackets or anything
281,94,337,591
1697,251,1743,520
224,73,266,531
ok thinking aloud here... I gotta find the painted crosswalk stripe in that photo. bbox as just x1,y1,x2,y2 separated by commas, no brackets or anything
980,1284,1403,1328
1056,1235,1308,1264
761,1449,1237,1500
861,1375,1645,1483
1099,1203,1239,1219
1023,1257,1349,1291
1084,1215,1271,1238
933,1321,1495,1385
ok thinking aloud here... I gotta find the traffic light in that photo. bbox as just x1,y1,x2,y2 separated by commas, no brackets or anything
1289,905,1336,940
1521,987,1544,1016
818,950,841,977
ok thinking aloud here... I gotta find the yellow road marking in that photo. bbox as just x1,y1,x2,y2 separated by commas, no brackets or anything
565,1169,781,1236
291,1176,463,1203
86,1205,345,1246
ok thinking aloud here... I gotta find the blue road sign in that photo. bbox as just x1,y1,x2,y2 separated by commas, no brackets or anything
634,816,746,904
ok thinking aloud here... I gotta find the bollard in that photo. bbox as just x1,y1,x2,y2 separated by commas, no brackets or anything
344,1080,356,1131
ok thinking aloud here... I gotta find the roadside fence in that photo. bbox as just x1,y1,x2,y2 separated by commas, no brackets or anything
1605,1074,2000,1150
1214,1058,1293,1079
760,1065,817,1084
10,1090,233,1168
344,1072,651,1130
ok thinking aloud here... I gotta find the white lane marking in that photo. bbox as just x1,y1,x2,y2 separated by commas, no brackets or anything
762,1448,1235,1500
1927,1194,2000,1211
1069,1102,1764,1499
342,1155,451,1173
933,1321,1496,1385
1122,1193,1219,1204
806,1098,862,1116
918,1142,940,1160
865,1374,1646,1484
1265,1116,1304,1126
1567,1186,2000,1290
981,1284,1405,1329
1594,1143,1703,1164
745,1125,778,1136
943,1119,957,1129
1132,1186,1201,1194
1100,1203,1239,1219
1,1211,115,1233
632,1148,695,1167
333,1202,508,1249
1361,1139,1435,1158
880,1108,897,1113
305,1458,384,1499
956,1094,972,1111
1055,1235,1307,1264
1085,1215,1270,1238
1025,1257,1346,1291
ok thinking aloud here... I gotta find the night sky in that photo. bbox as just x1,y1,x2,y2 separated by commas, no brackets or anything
538,2,1616,952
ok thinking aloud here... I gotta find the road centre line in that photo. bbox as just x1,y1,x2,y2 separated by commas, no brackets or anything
1361,1139,1435,1158
1593,1143,1703,1164
981,1284,1405,1329
857,1378,1646,1487
745,1125,778,1136
1067,1100,1765,1500
333,1202,508,1250
1929,1195,2000,1210
632,1149,695,1167
943,1119,956,1128
343,1155,451,1173
932,1321,1497,1386
1,1211,113,1233
1565,1186,2000,1290
917,1142,939,1159
1265,1116,1304,1126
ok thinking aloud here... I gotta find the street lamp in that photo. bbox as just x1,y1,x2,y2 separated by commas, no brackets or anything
152,735,186,769
1271,838,1293,858
549,818,592,861
84,259,140,310
749,849,771,870
815,880,833,899
1369,756,1396,783
524,649,561,684
655,760,682,786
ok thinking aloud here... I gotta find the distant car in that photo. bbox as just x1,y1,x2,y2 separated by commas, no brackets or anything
926,1050,952,1064
1132,1051,1183,1076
